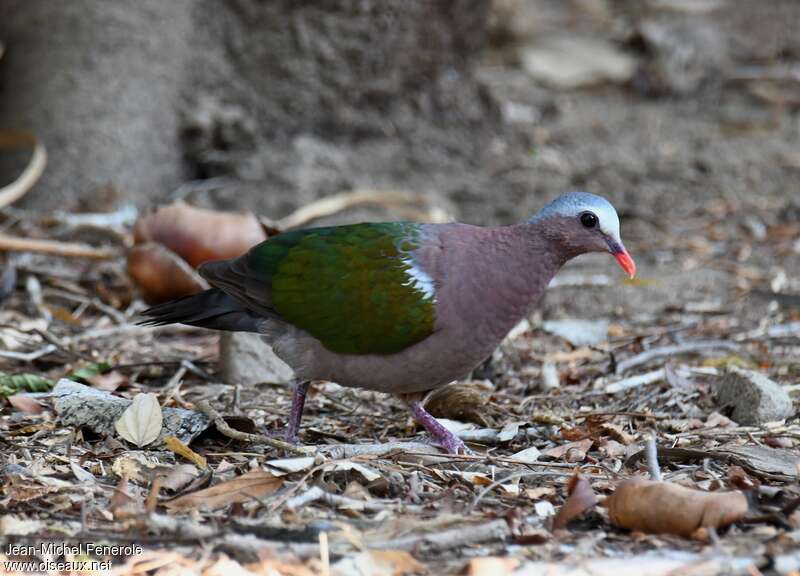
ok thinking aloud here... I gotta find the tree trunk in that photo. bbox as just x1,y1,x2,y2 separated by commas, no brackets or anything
0,0,503,220
0,0,194,209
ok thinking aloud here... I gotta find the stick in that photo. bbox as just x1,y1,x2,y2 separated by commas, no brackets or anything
615,341,740,374
196,399,310,456
646,432,663,482
0,130,46,209
0,233,118,260
368,519,508,551
271,188,450,230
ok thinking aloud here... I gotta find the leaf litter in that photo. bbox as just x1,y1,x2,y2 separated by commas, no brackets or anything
0,161,799,574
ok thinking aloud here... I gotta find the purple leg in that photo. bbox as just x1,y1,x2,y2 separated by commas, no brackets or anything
407,399,468,455
285,380,310,444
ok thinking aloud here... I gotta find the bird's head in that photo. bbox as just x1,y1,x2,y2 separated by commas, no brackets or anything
529,191,636,278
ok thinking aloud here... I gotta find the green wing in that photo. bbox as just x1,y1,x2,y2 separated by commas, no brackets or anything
246,222,436,354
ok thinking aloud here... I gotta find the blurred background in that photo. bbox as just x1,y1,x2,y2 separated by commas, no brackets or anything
0,3,798,570
1,0,798,322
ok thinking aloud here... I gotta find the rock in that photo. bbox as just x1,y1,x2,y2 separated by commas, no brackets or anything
52,379,209,445
219,332,294,386
715,367,794,425
520,37,635,89
634,18,728,96
542,318,610,346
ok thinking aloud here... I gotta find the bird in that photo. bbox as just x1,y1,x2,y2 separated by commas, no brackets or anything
140,191,635,454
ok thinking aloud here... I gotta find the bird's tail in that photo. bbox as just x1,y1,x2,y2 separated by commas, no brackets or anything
138,288,261,333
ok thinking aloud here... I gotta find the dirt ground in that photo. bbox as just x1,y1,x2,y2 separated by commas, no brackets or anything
0,1,799,575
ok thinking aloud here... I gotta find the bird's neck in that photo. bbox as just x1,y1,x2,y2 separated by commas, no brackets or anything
458,223,568,332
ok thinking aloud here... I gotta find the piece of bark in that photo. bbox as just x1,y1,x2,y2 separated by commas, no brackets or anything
52,379,208,445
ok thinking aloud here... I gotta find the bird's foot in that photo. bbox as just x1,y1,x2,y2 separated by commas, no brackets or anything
406,398,471,455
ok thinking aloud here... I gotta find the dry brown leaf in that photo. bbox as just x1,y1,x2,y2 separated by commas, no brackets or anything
159,464,201,493
86,370,128,392
133,201,266,268
115,393,163,447
424,382,489,426
166,469,283,510
600,422,636,445
127,242,208,304
109,473,142,520
603,478,748,539
544,439,593,462
164,436,208,469
552,472,598,530
7,395,44,414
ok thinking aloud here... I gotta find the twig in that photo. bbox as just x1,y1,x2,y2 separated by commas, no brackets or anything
0,344,57,361
615,340,740,374
286,485,423,513
0,233,118,260
604,369,665,394
196,399,310,456
0,130,46,209
368,519,508,551
270,188,450,230
646,432,663,482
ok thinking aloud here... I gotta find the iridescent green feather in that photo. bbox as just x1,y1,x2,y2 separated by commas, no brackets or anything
249,222,435,354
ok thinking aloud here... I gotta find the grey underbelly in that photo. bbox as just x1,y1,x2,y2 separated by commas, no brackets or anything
272,327,501,395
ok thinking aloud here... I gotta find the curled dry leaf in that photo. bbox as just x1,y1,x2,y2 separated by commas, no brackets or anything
603,478,748,539
424,382,490,426
133,201,266,268
552,472,598,530
127,243,208,304
164,436,208,470
7,395,44,414
115,393,163,448
166,469,283,511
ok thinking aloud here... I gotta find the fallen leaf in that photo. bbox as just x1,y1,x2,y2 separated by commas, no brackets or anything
115,393,163,447
68,361,113,382
603,478,748,538
127,243,208,304
511,446,541,463
86,370,128,392
599,439,626,458
164,436,208,469
7,394,44,414
70,460,95,483
109,473,142,520
133,201,266,268
424,382,489,426
599,423,636,445
166,470,283,510
0,372,52,397
545,439,593,462
159,464,201,493
552,473,598,530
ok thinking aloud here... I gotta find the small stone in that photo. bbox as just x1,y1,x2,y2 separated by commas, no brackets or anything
715,367,794,425
542,318,610,346
220,332,294,386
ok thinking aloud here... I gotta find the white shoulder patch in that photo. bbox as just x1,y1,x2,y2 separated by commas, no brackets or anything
402,258,436,300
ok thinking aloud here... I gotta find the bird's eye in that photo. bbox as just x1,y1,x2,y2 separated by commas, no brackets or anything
580,212,598,228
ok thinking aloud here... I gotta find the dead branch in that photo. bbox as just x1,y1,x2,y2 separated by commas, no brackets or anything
615,341,740,374
196,399,310,456
368,519,509,551
646,432,663,482
0,233,119,260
